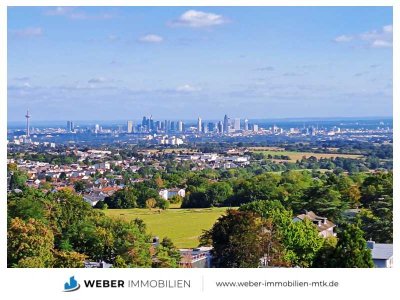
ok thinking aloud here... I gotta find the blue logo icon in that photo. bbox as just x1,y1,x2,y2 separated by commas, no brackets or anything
64,276,80,292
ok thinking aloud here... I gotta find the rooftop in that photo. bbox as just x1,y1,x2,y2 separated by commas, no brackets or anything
368,242,393,260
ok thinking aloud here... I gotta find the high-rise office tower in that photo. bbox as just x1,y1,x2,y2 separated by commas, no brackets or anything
253,124,259,132
207,122,215,133
127,121,133,133
178,120,183,132
197,117,202,133
66,121,74,132
244,119,249,131
218,121,223,133
223,114,229,133
234,118,241,131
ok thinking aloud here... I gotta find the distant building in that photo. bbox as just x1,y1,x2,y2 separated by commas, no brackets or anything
67,121,74,132
179,247,213,268
223,114,229,133
178,120,183,132
293,211,336,238
158,188,186,200
234,118,241,131
127,120,133,133
244,118,249,131
367,241,393,268
253,124,259,132
217,121,223,133
197,117,202,133
94,124,100,133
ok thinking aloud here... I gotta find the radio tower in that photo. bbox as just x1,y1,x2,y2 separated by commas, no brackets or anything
25,109,31,137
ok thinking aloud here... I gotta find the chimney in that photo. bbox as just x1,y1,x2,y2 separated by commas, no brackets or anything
367,240,375,249
323,218,327,224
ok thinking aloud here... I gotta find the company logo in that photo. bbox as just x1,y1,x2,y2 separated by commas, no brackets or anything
64,276,80,292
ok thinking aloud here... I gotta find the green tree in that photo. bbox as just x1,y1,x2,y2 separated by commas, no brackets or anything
74,181,86,193
104,188,138,209
152,238,181,268
8,218,54,267
240,200,323,267
331,222,374,268
201,210,286,268
9,170,27,190
53,250,86,268
302,185,346,221
312,236,338,267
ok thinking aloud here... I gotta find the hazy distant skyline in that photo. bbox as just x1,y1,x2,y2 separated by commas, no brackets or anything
8,6,393,121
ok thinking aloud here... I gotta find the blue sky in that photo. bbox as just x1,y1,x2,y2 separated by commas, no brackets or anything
8,6,393,122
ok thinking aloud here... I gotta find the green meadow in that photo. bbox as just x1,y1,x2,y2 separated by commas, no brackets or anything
105,207,230,248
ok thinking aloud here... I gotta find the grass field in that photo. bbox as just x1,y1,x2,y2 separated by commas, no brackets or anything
252,149,363,162
105,207,230,248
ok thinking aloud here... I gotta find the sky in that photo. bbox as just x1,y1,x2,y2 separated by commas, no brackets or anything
8,6,393,122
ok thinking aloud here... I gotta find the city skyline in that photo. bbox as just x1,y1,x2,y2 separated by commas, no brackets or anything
8,6,393,121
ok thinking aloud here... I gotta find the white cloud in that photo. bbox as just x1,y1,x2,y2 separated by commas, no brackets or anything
44,7,74,16
170,10,227,28
10,27,43,37
334,35,353,42
139,34,164,43
334,25,392,49
383,25,393,33
176,84,201,92
371,40,392,48
44,7,115,20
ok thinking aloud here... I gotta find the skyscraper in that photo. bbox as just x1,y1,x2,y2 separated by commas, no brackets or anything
223,114,229,133
244,119,249,131
207,122,215,133
127,121,133,133
198,117,202,133
217,121,223,133
25,110,30,137
234,118,241,131
67,121,74,132
178,120,183,132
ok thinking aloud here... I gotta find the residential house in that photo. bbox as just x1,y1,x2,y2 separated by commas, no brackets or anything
293,210,336,238
159,188,186,200
367,241,393,268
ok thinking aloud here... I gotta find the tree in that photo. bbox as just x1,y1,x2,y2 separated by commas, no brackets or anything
8,187,182,269
145,198,157,209
8,218,54,267
152,238,182,268
9,170,27,190
59,172,67,180
104,188,138,209
74,181,85,193
240,200,323,267
206,182,233,207
201,210,286,268
156,198,170,210
301,185,346,222
331,222,374,268
312,236,338,267
169,194,182,205
53,250,86,268
154,175,164,188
